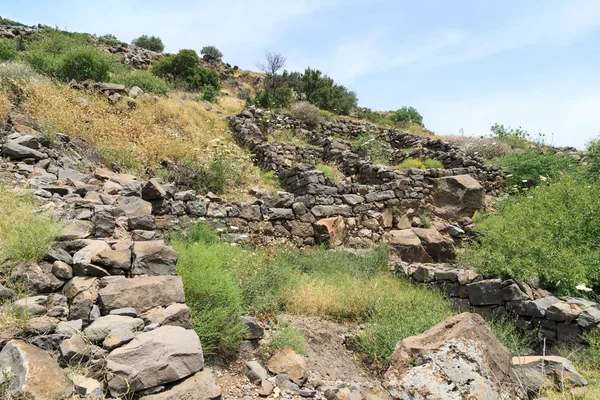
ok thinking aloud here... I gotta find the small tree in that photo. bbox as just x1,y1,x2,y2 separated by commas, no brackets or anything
0,38,17,61
257,52,286,78
392,106,423,126
201,46,223,62
132,35,164,52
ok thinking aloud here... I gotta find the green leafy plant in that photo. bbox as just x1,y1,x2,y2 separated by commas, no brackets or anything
58,46,114,82
201,45,223,62
499,150,578,191
392,106,423,126
423,159,444,169
202,84,218,102
0,38,17,61
131,35,164,52
460,173,600,295
152,49,200,81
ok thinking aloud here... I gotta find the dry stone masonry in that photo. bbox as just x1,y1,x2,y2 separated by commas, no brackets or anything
395,262,600,343
0,116,219,398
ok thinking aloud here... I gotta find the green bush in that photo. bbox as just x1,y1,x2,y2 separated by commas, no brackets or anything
499,150,578,191
0,39,17,61
23,49,61,77
489,123,546,148
201,45,223,62
392,106,423,126
186,67,220,91
113,70,169,95
58,46,114,82
152,49,199,81
131,35,164,52
461,174,600,295
423,159,444,169
202,85,218,102
586,137,600,176
173,224,247,359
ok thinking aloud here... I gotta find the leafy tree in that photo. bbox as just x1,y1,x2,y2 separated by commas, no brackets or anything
201,46,223,62
392,106,423,126
131,35,164,52
152,49,200,80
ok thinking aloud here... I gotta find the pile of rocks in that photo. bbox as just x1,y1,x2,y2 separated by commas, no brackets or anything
233,108,505,193
396,262,600,342
0,120,220,398
67,80,145,107
101,42,164,70
0,22,42,39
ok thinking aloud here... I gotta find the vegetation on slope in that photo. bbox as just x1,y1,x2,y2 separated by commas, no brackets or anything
0,184,58,263
172,222,454,367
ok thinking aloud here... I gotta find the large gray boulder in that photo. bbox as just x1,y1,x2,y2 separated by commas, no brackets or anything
99,275,186,312
383,313,520,399
2,142,46,160
83,314,144,342
432,175,483,219
132,241,178,275
106,326,204,396
139,369,221,399
0,339,73,399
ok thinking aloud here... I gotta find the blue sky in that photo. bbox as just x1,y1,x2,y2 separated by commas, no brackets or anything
3,0,600,148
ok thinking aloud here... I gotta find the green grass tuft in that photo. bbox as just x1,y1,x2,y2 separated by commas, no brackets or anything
0,184,58,263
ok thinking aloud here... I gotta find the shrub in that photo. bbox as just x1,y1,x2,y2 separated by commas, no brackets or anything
0,39,17,61
355,107,395,126
392,106,423,126
489,123,546,148
444,135,511,160
152,49,199,81
57,46,114,82
460,174,600,295
423,159,443,169
201,45,223,62
290,101,321,128
0,184,58,263
397,158,424,169
113,70,169,95
499,150,578,191
186,66,220,91
172,224,247,359
23,49,60,77
202,85,218,102
131,35,164,52
586,137,600,176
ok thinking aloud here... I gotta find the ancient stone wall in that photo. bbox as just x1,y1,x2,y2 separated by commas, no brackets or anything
397,262,600,343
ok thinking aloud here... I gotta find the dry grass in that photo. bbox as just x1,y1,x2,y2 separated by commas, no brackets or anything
315,163,344,183
284,272,426,321
0,91,9,123
18,80,272,200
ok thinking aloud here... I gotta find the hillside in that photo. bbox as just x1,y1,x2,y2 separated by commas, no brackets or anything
0,18,599,400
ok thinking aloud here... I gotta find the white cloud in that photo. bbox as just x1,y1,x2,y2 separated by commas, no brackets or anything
308,0,600,82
